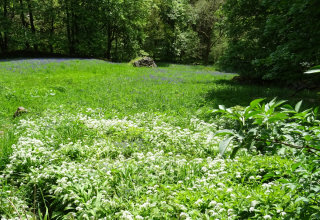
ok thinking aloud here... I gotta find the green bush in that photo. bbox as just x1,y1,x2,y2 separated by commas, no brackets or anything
213,98,320,218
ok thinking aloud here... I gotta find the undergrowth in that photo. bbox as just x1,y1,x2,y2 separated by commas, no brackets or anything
0,59,319,219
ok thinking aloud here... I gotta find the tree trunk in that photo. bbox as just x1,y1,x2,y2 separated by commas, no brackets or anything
106,37,112,59
19,0,30,50
26,0,37,51
49,16,54,53
0,34,3,52
204,37,211,65
65,0,74,55
106,24,113,59
114,35,118,61
2,0,8,52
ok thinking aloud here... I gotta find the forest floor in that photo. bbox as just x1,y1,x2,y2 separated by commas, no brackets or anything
0,59,318,219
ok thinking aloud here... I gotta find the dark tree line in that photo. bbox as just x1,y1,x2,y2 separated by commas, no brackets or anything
0,0,225,64
220,0,320,81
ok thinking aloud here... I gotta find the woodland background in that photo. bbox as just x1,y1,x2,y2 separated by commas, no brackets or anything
0,0,320,81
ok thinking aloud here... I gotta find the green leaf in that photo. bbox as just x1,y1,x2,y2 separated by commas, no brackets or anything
285,183,297,190
219,105,226,110
282,104,294,110
245,110,261,119
215,129,235,136
262,172,276,182
278,179,289,183
250,98,265,108
295,197,309,203
311,206,320,210
273,100,287,109
219,136,235,156
304,135,312,141
226,108,233,114
304,69,320,74
295,100,303,112
266,113,288,124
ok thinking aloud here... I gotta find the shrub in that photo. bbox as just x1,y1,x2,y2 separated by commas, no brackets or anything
213,98,320,218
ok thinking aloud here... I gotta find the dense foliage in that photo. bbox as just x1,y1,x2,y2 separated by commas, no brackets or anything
219,0,320,80
0,0,225,63
212,98,320,218
1,0,319,80
214,99,320,158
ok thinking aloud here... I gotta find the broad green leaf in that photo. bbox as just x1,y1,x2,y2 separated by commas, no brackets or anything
278,179,289,183
245,110,261,119
226,108,233,114
250,98,265,108
304,69,320,74
219,105,226,110
304,135,312,141
295,100,303,112
285,183,297,190
311,206,320,210
262,172,276,182
268,112,289,123
282,104,294,110
273,100,287,109
215,129,235,136
295,197,309,203
219,136,235,156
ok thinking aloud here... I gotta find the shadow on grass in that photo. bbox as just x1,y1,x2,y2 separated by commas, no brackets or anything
156,62,171,67
204,79,319,108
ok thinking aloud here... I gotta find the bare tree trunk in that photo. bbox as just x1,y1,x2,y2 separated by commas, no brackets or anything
49,16,54,53
106,24,114,59
106,38,112,59
19,0,30,50
0,34,3,52
65,0,74,55
26,0,37,51
2,0,8,52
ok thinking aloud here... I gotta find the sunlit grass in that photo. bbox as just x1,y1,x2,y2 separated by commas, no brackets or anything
0,59,318,219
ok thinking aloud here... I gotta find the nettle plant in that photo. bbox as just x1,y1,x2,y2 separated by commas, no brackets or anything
213,98,320,158
212,98,320,218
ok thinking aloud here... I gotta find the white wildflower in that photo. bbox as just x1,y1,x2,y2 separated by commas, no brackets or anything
209,200,217,207
263,215,272,219
180,212,190,219
227,188,233,193
251,200,259,207
195,199,203,206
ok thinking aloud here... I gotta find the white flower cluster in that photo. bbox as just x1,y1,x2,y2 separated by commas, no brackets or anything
0,109,294,219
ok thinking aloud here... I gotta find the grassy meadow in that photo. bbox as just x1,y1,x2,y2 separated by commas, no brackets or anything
0,59,319,219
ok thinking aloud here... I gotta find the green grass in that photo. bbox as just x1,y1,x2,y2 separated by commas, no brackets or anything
0,59,319,219
1,59,316,126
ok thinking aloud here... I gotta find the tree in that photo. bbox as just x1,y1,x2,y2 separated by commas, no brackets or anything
192,0,224,64
0,0,224,64
219,0,320,81
0,0,9,52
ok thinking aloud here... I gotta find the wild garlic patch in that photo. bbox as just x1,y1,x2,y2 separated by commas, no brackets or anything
0,108,305,219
